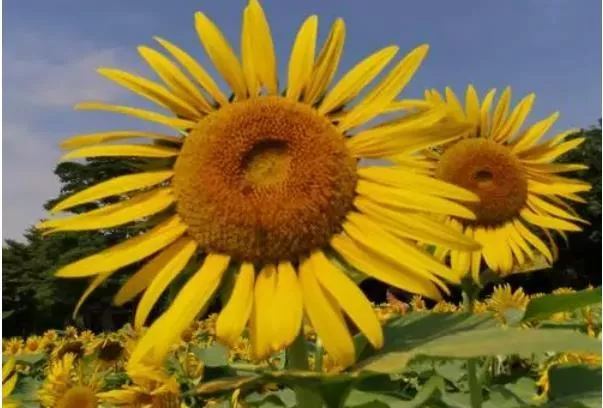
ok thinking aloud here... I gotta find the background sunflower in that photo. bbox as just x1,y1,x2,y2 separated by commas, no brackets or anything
399,86,591,281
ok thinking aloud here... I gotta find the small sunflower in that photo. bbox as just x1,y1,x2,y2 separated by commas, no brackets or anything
432,300,458,313
402,86,591,280
97,363,180,408
40,0,480,368
3,338,23,356
38,353,103,408
24,336,44,354
486,284,529,323
3,358,19,408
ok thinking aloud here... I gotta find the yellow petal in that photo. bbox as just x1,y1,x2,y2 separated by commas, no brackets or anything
75,102,195,130
286,15,318,101
2,372,17,396
330,233,442,300
73,271,114,318
138,46,214,113
154,36,228,106
520,208,581,232
60,131,182,150
337,44,429,131
521,137,586,164
347,114,470,158
299,256,355,368
526,163,588,174
512,112,559,153
385,99,433,113
356,180,476,220
195,12,247,99
247,0,278,95
55,216,187,278
507,222,535,261
216,263,255,347
474,228,499,271
505,223,525,266
527,179,591,195
490,87,511,137
50,171,173,213
129,253,230,366
318,46,399,115
527,194,586,223
357,166,479,202
97,68,201,118
513,219,553,263
241,8,259,97
114,248,176,306
134,237,198,328
311,251,383,349
444,87,465,121
465,85,480,124
38,189,174,233
344,213,460,284
494,93,535,142
304,18,345,104
251,264,277,360
354,197,480,251
60,144,179,161
479,88,497,135
2,359,15,382
271,262,303,352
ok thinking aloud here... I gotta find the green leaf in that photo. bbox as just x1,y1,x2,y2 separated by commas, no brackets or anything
546,364,602,407
346,375,445,408
354,313,601,373
2,310,14,319
14,353,46,365
483,377,538,408
11,376,42,406
245,389,297,407
522,287,602,322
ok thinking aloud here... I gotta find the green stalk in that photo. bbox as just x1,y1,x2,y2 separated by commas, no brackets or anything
287,334,323,407
463,281,483,408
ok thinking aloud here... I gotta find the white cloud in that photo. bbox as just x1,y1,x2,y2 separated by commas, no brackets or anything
2,30,142,241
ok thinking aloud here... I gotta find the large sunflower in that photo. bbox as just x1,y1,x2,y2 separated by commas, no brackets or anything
40,0,480,368
401,86,590,281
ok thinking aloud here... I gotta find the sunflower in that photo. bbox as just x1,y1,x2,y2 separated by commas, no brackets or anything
3,338,23,356
40,0,480,368
3,358,19,408
38,353,103,408
486,284,529,323
401,86,591,280
97,363,180,408
24,336,44,354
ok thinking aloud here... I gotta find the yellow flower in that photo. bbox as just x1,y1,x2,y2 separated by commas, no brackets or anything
97,363,180,407
432,300,458,313
536,352,602,398
43,330,59,343
473,300,488,314
41,0,479,369
38,353,103,408
410,295,427,312
404,86,590,280
3,358,19,408
51,339,88,362
24,336,44,354
63,326,78,340
3,338,23,356
486,284,529,323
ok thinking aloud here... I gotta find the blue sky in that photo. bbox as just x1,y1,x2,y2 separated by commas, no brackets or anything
3,0,601,240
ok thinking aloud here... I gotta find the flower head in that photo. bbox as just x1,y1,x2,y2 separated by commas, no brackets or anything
403,86,590,281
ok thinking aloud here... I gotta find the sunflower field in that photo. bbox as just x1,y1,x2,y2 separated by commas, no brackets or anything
2,0,602,406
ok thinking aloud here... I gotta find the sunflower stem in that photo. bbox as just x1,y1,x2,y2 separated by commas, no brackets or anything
314,338,324,373
287,333,323,408
462,280,483,408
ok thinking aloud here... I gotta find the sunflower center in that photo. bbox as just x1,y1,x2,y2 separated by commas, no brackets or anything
436,138,527,226
174,96,357,262
57,386,97,408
